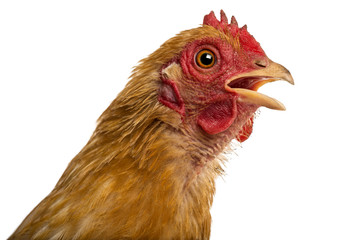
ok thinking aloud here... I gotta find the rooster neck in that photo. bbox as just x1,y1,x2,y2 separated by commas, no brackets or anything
32,101,217,239
12,120,215,239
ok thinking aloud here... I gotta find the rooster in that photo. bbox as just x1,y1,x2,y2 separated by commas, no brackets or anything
9,10,293,240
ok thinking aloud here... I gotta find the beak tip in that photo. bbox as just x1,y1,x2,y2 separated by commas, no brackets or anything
280,64,294,85
287,76,295,85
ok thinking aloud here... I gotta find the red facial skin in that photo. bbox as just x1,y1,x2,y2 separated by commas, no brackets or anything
181,36,266,138
159,11,269,141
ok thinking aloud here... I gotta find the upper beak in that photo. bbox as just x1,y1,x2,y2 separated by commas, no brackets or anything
225,61,294,110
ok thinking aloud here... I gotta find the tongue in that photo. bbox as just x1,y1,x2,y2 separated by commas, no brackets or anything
197,97,237,135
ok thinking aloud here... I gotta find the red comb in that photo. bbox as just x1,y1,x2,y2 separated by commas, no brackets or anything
203,10,246,37
203,10,263,54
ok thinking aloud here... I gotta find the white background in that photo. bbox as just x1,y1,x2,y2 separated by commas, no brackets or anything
1,1,346,239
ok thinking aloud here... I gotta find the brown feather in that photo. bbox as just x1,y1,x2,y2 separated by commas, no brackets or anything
9,26,238,240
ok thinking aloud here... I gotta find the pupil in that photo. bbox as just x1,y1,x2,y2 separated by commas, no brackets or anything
201,53,213,65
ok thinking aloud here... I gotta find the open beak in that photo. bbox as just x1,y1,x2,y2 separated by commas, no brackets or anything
225,61,294,110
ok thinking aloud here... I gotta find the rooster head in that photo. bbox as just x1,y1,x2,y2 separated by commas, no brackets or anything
157,10,293,141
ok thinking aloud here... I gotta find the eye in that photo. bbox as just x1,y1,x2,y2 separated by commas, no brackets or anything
196,49,216,68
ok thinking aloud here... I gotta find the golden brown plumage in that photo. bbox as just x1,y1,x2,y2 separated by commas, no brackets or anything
9,10,293,240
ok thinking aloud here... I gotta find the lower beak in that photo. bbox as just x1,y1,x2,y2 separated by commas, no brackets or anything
225,61,294,110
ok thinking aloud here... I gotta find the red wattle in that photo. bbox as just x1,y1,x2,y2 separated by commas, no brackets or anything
236,116,254,142
197,97,237,135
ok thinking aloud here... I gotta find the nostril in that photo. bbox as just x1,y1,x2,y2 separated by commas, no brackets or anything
254,60,267,68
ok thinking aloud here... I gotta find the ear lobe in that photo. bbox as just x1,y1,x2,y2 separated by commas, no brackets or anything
158,79,185,117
